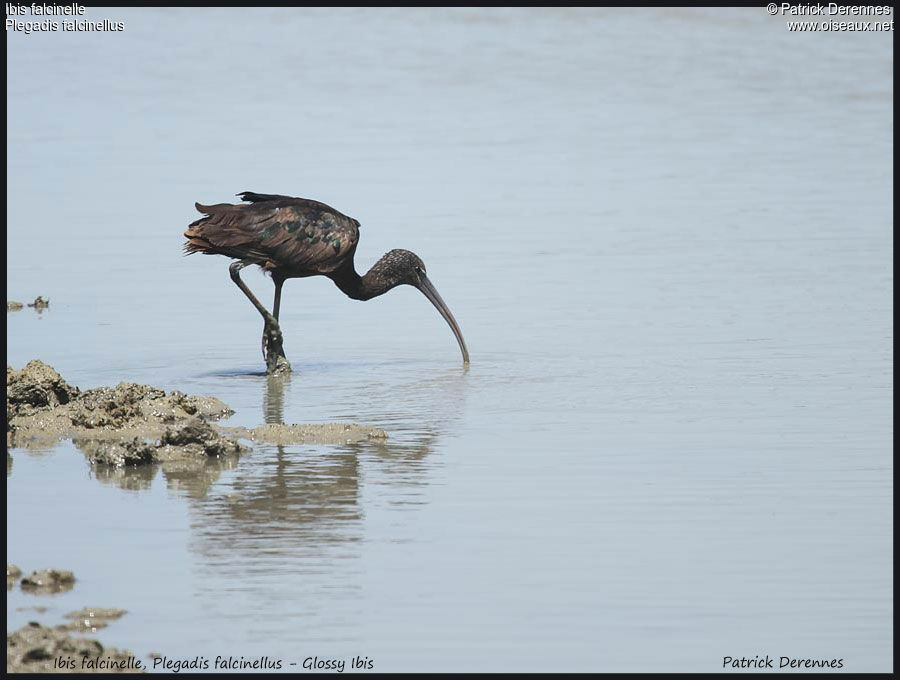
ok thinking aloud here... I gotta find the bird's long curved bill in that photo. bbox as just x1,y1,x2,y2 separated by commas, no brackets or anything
418,275,470,364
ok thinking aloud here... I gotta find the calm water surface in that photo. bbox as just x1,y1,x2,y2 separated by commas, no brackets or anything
7,7,892,672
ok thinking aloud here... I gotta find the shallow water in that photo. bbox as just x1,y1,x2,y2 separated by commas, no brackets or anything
6,7,893,673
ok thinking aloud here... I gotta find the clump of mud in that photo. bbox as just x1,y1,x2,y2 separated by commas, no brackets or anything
82,418,247,468
20,569,76,595
7,361,79,415
159,417,246,457
7,361,233,448
8,564,22,591
83,439,157,468
6,622,142,673
71,384,229,430
27,296,50,310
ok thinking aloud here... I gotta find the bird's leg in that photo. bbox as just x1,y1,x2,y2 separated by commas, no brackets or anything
266,275,290,374
272,276,284,320
228,262,291,374
268,277,284,357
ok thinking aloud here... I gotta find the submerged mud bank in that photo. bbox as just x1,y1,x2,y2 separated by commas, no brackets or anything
222,422,388,446
62,608,128,634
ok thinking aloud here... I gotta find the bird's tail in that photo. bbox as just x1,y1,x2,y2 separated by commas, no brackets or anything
183,218,213,255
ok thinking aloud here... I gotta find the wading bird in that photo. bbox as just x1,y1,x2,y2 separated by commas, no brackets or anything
184,192,469,374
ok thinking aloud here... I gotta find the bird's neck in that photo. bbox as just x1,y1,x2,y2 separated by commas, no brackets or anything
330,262,392,301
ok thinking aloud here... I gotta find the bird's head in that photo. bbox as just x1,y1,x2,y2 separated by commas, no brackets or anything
370,249,428,288
368,249,470,364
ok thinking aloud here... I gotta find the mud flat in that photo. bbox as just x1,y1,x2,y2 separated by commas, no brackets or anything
7,360,388,456
7,361,233,449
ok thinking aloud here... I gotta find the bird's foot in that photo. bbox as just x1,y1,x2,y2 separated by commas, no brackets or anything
267,353,292,376
262,315,291,375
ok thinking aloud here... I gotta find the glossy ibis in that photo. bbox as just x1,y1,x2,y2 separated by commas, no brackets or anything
184,192,469,374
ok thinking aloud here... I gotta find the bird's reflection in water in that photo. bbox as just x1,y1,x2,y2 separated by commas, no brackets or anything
357,368,469,506
262,373,288,425
217,372,361,542
192,367,468,541
184,367,467,637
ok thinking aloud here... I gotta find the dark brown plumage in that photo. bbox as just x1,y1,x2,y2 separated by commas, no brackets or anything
184,192,469,374
185,192,360,279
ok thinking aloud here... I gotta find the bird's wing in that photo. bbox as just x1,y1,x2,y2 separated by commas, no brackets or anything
188,201,359,273
237,191,292,203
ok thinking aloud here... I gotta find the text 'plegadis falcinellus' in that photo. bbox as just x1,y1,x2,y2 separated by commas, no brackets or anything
184,192,469,374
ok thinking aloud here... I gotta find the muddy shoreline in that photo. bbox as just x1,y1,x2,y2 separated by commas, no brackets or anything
8,360,387,454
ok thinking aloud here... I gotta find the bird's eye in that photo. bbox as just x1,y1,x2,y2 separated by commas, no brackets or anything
415,266,424,275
